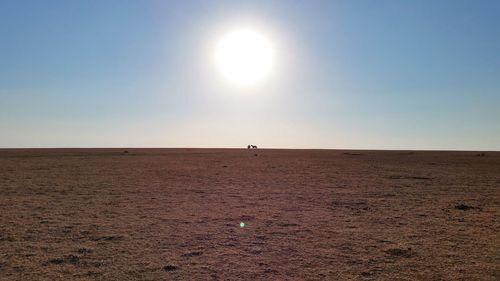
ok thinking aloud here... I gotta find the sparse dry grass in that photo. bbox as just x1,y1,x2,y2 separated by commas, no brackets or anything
0,149,499,280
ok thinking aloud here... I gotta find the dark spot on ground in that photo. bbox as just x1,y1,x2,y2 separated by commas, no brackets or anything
361,271,373,277
278,223,299,227
263,268,279,274
92,235,123,241
455,204,475,210
47,255,80,265
66,255,80,264
48,258,64,265
410,176,431,180
387,175,431,180
0,235,14,242
385,247,413,258
86,271,100,277
163,265,178,272
77,248,93,254
182,251,203,257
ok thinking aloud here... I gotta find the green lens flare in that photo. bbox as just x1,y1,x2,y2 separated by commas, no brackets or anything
239,222,245,228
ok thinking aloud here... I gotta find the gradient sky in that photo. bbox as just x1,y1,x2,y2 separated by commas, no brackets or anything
1,0,499,149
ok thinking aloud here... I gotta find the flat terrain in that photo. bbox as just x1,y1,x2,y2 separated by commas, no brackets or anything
0,149,499,280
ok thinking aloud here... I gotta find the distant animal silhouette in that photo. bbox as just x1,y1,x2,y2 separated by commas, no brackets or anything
247,145,258,149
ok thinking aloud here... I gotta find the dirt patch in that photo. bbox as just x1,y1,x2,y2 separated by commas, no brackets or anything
0,149,498,280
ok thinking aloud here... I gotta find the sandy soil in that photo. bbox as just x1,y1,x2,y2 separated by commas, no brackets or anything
0,149,499,280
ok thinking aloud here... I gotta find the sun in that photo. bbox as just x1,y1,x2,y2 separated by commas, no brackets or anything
215,28,274,87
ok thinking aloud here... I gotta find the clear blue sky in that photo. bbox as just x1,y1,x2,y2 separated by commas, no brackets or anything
1,0,499,149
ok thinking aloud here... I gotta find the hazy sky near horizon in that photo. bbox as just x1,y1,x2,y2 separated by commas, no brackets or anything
1,0,499,149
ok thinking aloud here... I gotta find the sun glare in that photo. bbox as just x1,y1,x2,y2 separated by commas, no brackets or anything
215,28,274,87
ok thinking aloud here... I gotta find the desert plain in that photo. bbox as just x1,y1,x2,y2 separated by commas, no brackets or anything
0,148,499,280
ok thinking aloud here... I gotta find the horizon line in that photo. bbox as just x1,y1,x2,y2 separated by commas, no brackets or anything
0,147,498,152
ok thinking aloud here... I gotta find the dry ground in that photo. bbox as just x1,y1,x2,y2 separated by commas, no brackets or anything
0,149,499,280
